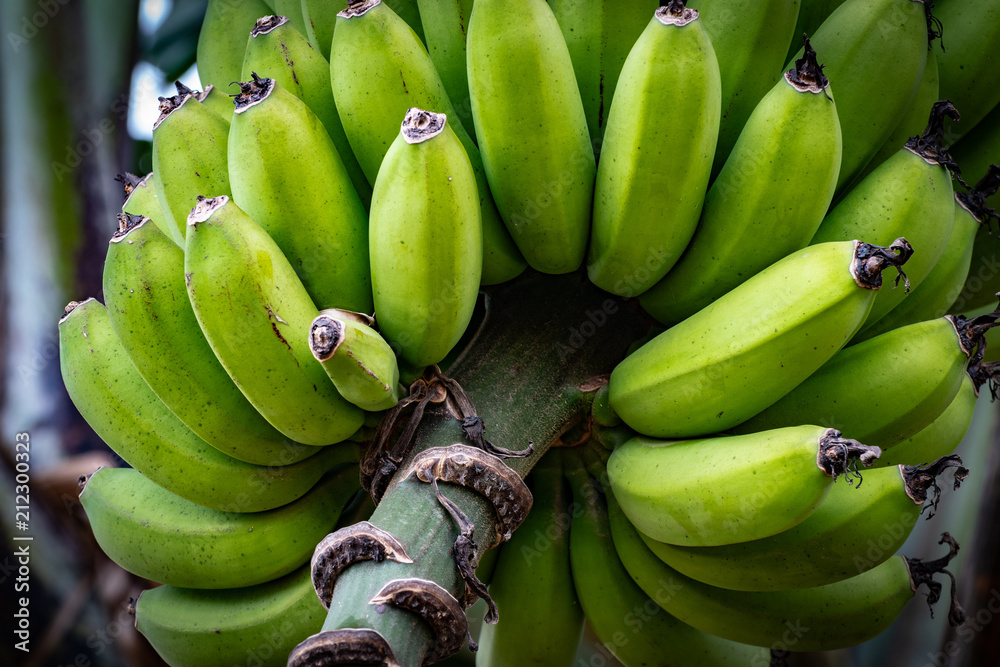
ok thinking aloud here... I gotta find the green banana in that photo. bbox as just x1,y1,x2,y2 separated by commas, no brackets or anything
242,15,371,207
309,309,400,411
564,454,769,665
103,213,318,466
638,37,841,323
468,0,595,274
196,0,273,93
607,425,882,546
228,73,372,312
302,0,425,59
688,0,802,179
608,485,966,651
587,2,721,296
734,314,995,449
547,0,659,147
476,450,583,667
785,0,845,63
811,101,960,335
81,465,358,588
610,239,913,438
369,109,481,367
641,456,968,591
274,0,309,36
185,195,365,446
949,103,1000,214
116,172,170,243
172,81,234,124
785,0,931,192
59,297,353,511
415,0,476,138
950,165,1000,314
330,0,525,285
135,564,326,667
151,87,232,247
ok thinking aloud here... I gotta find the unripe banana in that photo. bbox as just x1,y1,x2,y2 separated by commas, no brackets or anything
476,450,583,667
274,0,309,36
81,465,358,588
611,239,913,438
151,88,232,246
116,172,169,242
468,0,596,274
949,104,1000,214
639,37,841,323
242,15,371,207
548,0,659,147
59,298,353,511
786,0,844,63
135,564,325,667
607,425,882,546
642,457,968,591
688,0,802,179
949,164,1000,314
228,73,372,312
811,101,960,334
608,486,966,651
302,0,426,59
196,0,273,93
173,81,233,124
415,0,476,138
369,109,482,367
330,0,525,285
185,195,364,446
587,2,721,296
309,309,400,411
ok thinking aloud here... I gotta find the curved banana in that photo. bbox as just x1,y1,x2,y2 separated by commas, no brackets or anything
80,465,359,588
689,0,802,178
274,0,309,36
369,109,481,367
611,239,913,438
587,3,720,295
785,0,845,64
301,0,338,59
607,425,882,546
476,450,583,667
468,0,595,274
608,486,966,651
415,0,476,138
309,309,400,411
564,453,768,666
59,298,354,511
116,172,167,240
184,195,365,446
228,73,372,312
548,0,659,147
811,101,960,334
639,36,841,323
135,564,326,667
330,0,524,285
151,87,232,247
170,81,234,124
642,456,968,591
196,0,272,93
242,15,371,207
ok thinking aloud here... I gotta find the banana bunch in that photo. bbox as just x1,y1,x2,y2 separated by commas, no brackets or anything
59,0,1000,664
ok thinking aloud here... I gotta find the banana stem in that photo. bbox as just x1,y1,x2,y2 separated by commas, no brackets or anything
902,454,970,517
300,272,649,666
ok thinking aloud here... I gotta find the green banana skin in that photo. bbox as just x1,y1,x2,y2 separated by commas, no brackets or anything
607,425,882,547
587,5,720,295
81,465,358,588
330,0,526,285
734,317,972,450
59,298,354,511
611,240,906,438
785,0,845,64
416,0,477,138
607,485,963,652
309,309,401,411
151,90,232,247
242,15,372,207
949,106,1000,215
136,564,325,667
688,0,802,180
949,164,1000,314
228,75,372,312
185,196,365,446
564,454,768,666
934,0,1000,142
468,0,596,274
274,0,309,36
786,0,929,192
117,172,171,244
641,458,967,591
302,0,426,60
476,450,583,667
194,85,234,124
639,39,841,324
547,0,660,147
197,0,273,93
369,109,482,367
103,215,318,466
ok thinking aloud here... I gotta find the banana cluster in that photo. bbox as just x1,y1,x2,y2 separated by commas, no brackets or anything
58,0,1000,665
